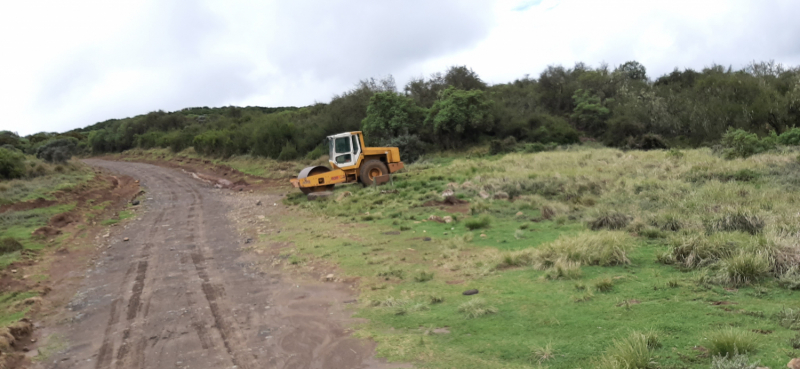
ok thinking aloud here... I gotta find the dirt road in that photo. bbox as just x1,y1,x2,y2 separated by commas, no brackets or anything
40,160,401,369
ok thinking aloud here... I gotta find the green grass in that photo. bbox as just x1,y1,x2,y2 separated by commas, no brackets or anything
257,147,800,368
706,327,760,356
0,162,93,205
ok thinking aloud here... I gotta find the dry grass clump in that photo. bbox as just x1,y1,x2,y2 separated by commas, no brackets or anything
712,210,765,235
543,259,582,280
589,211,631,230
710,354,760,369
530,343,556,364
596,331,656,369
458,298,498,319
660,232,750,268
706,327,759,356
535,231,636,267
594,278,614,292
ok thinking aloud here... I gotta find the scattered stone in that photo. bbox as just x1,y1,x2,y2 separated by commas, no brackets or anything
428,215,445,223
432,328,450,334
443,216,453,223
239,188,243,192
479,190,490,199
441,189,454,198
257,215,265,220
462,289,479,296
480,234,487,238
244,239,253,244
343,299,357,304
336,191,352,201
325,274,335,282
256,200,262,206
307,191,333,201
788,358,800,369
493,191,509,200
423,237,432,241
131,200,140,206
515,211,524,217
11,269,17,274
123,237,130,242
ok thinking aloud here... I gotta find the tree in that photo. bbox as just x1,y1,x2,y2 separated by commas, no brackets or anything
444,66,487,91
361,92,426,145
425,87,494,149
571,89,611,135
617,61,647,81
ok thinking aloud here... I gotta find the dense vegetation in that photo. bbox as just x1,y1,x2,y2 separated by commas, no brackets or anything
3,60,800,174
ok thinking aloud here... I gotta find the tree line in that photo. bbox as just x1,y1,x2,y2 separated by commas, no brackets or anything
3,60,800,167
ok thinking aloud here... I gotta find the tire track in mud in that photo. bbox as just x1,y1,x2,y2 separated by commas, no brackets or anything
48,160,404,369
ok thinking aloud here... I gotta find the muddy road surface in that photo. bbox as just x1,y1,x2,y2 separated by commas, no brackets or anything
40,160,401,369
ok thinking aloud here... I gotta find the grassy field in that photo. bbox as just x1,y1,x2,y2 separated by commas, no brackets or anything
267,145,800,369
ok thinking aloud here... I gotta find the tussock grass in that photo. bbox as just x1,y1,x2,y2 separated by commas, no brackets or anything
594,278,614,292
597,331,654,369
589,211,631,230
458,298,498,318
706,327,759,356
718,252,770,286
711,354,760,369
712,210,765,235
413,271,434,282
534,231,636,267
775,307,800,329
530,343,556,364
661,232,751,268
543,259,582,280
464,215,492,230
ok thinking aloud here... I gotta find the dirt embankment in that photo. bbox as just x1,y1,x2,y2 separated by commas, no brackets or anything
0,170,142,367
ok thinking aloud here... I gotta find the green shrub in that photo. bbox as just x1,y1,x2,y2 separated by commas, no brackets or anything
706,327,759,356
721,129,776,159
775,307,800,329
36,137,78,163
464,215,491,230
778,267,800,290
0,237,23,254
778,127,800,145
458,298,498,319
0,148,26,180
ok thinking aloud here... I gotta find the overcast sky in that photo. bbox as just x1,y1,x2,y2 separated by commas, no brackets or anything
1,0,799,136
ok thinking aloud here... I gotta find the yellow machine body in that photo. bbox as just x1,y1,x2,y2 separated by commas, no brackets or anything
290,131,404,194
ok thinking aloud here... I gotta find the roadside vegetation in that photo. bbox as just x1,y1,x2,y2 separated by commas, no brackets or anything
257,145,800,369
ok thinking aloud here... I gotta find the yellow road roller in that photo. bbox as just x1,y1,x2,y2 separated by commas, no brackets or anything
290,131,405,194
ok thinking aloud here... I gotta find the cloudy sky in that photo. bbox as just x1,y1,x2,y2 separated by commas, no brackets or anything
1,0,799,136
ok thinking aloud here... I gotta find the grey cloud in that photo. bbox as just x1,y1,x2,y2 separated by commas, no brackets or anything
269,0,495,82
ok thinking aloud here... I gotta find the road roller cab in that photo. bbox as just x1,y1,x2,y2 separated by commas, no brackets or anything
290,131,405,194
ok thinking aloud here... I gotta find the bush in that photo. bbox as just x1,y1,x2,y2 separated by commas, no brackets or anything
721,129,776,159
458,298,498,318
0,148,26,180
36,138,78,163
383,134,427,163
778,267,800,290
706,327,759,356
0,237,23,254
534,231,636,267
778,127,800,145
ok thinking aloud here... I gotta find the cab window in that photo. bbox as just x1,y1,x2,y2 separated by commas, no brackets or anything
334,137,351,154
351,135,360,153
